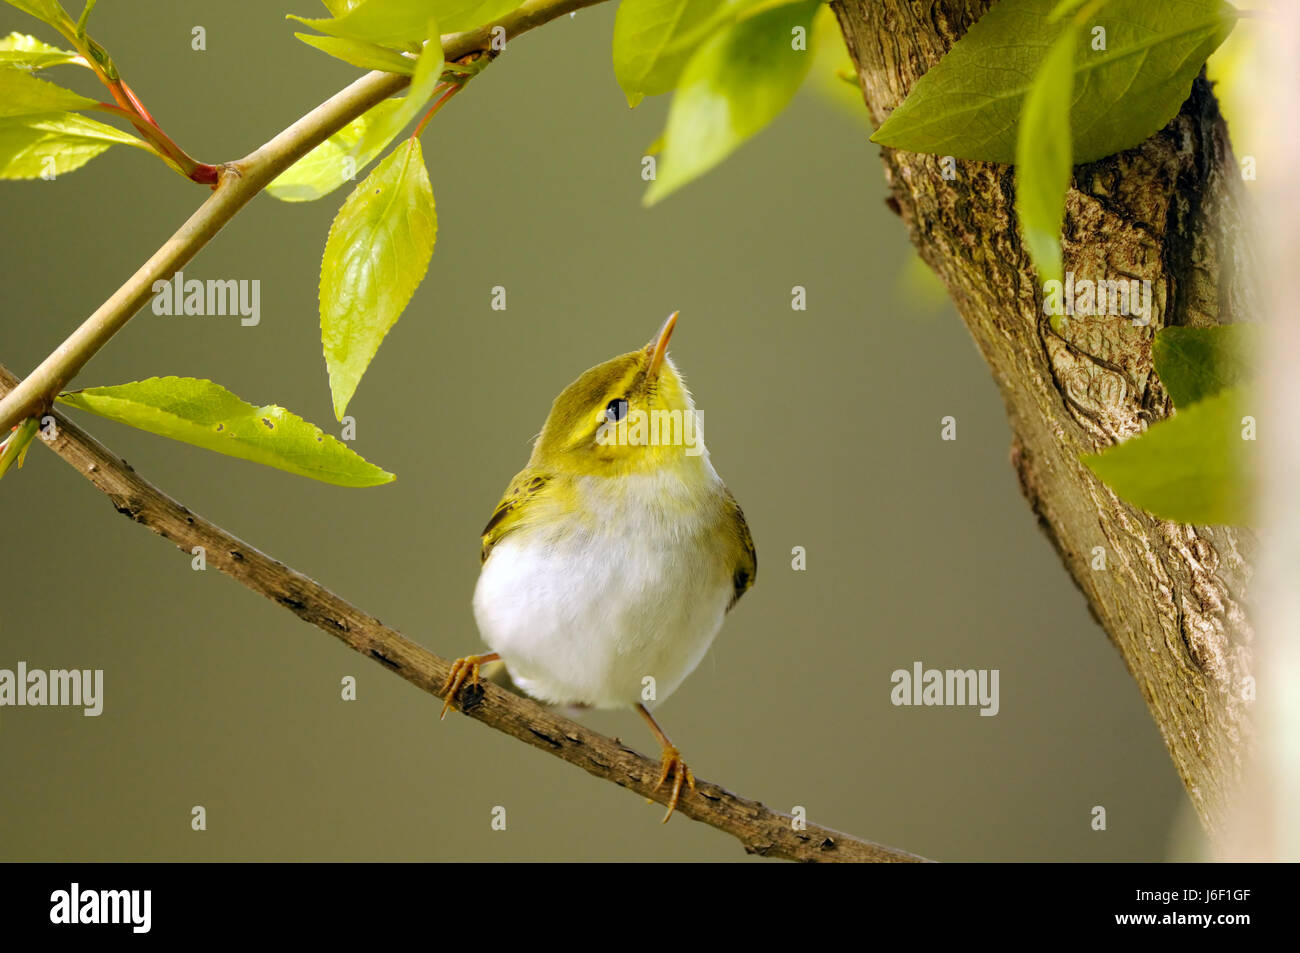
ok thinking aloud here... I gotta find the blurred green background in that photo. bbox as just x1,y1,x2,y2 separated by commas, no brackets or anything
0,1,1201,861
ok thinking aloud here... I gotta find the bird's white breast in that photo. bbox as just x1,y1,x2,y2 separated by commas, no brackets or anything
472,469,734,710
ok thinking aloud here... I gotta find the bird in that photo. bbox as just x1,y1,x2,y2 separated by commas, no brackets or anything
440,311,756,821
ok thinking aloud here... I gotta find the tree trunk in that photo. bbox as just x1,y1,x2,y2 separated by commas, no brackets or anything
831,0,1255,838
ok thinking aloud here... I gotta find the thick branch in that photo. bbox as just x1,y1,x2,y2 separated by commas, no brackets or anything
0,0,612,435
832,0,1255,836
0,364,926,863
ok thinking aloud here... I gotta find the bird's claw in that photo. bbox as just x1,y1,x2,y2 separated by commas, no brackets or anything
653,745,696,823
440,654,492,720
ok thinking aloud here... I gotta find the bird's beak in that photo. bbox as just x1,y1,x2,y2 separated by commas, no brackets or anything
647,311,678,377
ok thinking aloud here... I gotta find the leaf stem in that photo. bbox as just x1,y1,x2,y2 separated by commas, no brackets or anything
118,78,157,126
74,0,97,39
99,76,220,182
411,81,461,138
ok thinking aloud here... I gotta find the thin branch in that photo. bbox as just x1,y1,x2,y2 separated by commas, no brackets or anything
0,0,611,435
0,364,929,863
59,4,218,183
103,77,219,184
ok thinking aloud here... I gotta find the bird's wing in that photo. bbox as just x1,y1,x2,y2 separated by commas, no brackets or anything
725,490,757,611
481,468,551,563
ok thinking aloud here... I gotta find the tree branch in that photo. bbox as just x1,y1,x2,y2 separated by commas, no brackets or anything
0,0,612,435
0,363,928,863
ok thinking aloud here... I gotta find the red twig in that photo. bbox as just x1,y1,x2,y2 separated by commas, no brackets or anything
411,82,463,139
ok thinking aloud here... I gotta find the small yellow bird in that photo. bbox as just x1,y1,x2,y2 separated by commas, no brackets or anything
441,312,756,820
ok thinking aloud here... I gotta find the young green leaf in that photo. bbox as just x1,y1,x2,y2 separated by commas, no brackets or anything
1014,23,1075,285
1082,387,1255,525
295,32,417,74
3,0,70,30
56,377,395,488
0,416,38,480
288,0,435,50
0,68,99,116
320,138,436,420
269,99,404,202
429,0,523,34
1047,0,1096,23
1153,325,1256,409
321,0,363,16
0,111,147,179
351,32,443,160
0,32,84,69
644,0,820,206
870,0,1236,163
613,0,730,107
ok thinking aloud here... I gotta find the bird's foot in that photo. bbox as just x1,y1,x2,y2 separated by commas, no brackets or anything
653,744,696,823
440,653,500,720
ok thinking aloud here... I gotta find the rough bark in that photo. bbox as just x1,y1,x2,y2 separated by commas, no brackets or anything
832,0,1255,836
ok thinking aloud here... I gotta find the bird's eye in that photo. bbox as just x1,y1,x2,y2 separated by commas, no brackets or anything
605,398,629,422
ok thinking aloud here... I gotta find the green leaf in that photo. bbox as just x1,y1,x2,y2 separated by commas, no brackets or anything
268,99,405,202
0,111,146,179
0,67,99,116
645,0,820,206
1153,325,1255,409
288,0,435,49
1047,0,1095,22
351,33,443,160
3,0,70,29
1082,387,1255,525
612,0,731,107
56,377,394,488
870,0,1236,163
320,137,436,420
1014,23,1074,285
294,32,417,73
0,32,84,69
429,0,522,34
0,416,39,480
290,1,444,159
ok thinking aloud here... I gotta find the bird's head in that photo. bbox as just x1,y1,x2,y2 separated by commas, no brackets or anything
529,312,707,477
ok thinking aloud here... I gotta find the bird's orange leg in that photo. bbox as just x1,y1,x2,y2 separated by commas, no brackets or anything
636,704,696,823
440,653,500,720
